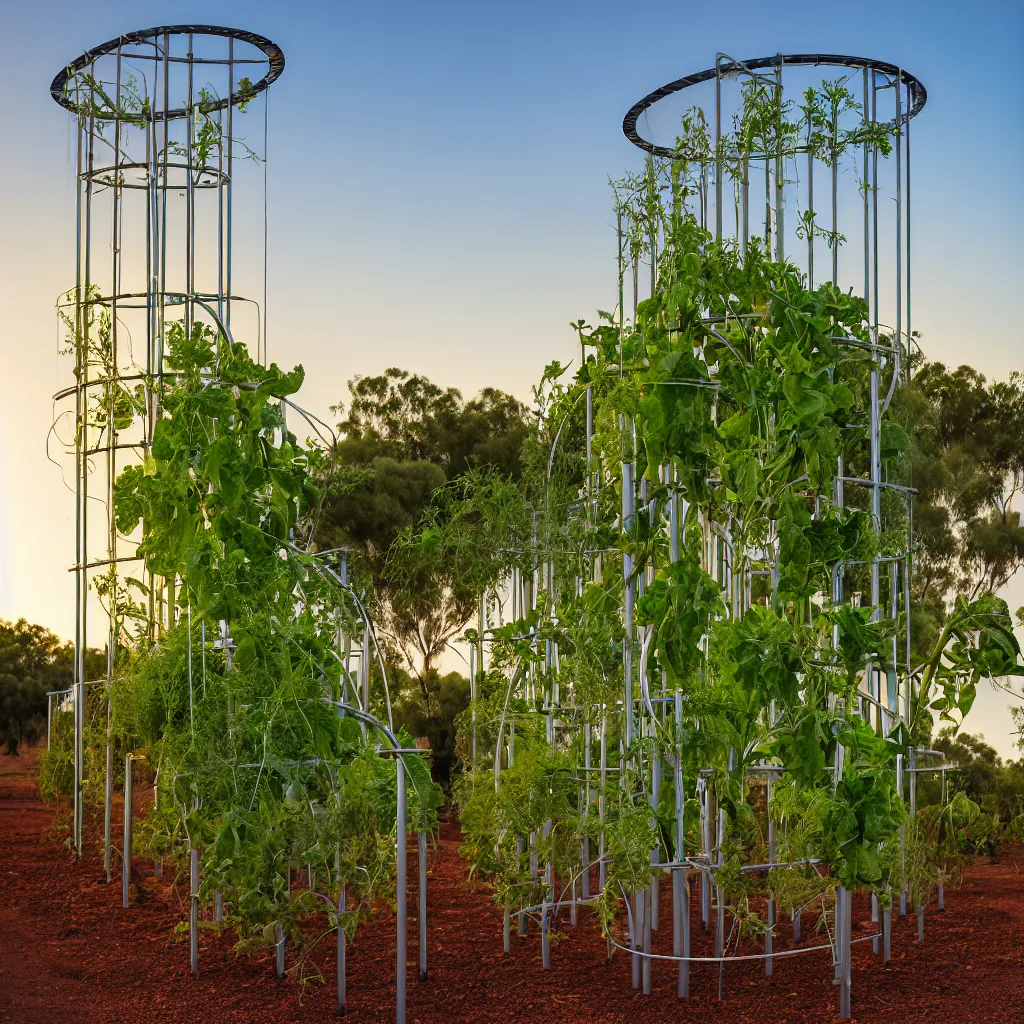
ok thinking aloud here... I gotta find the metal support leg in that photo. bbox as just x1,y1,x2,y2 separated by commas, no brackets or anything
838,886,852,1018
642,886,652,994
121,755,132,908
516,837,526,934
766,785,775,975
396,762,407,1024
104,721,113,884
674,868,689,998
541,822,552,969
418,831,428,981
275,922,286,978
190,846,199,974
632,891,642,988
715,883,725,999
834,888,843,983
337,885,347,1015
73,681,84,856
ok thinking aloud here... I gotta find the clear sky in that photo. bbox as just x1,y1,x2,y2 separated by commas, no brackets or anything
0,0,1021,753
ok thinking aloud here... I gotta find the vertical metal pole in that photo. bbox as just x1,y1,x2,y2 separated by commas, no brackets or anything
622,445,635,749
73,681,84,855
868,76,882,741
226,37,234,329
469,641,477,766
617,208,624,378
675,869,690,999
582,722,591,900
700,780,711,927
862,67,870,302
599,711,608,892
898,750,907,917
396,760,407,1024
765,773,775,975
585,385,594,524
418,830,428,981
337,884,347,1014
185,33,195,343
715,769,725,1000
673,690,688,996
632,890,643,988
939,770,946,911
909,745,918,929
806,86,815,287
157,31,169,396
650,749,661,934
361,622,371,711
122,755,132,907
102,48,122,892
71,75,84,839
838,886,852,1018
190,846,199,973
275,923,285,978
642,886,652,994
74,75,97,859
104,707,113,883
894,71,903,377
871,70,880,334
715,881,725,998
517,834,527,935
715,56,723,242
541,819,552,969
774,55,784,262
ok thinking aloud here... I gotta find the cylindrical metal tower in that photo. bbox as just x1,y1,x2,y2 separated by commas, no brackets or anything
50,25,284,855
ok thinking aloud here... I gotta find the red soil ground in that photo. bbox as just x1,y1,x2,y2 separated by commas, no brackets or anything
1,746,1022,1024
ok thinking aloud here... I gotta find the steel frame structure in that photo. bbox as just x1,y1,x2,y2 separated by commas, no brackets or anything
45,37,965,1023
467,53,953,1019
49,26,424,1024
52,22,280,859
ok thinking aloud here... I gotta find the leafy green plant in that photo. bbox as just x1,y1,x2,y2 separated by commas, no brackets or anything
446,88,1023,959
77,317,443,956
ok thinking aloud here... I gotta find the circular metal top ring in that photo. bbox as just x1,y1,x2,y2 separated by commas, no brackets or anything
623,53,926,158
50,24,284,120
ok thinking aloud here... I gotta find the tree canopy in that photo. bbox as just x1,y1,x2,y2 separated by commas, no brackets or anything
0,618,103,754
902,364,1024,602
313,369,532,718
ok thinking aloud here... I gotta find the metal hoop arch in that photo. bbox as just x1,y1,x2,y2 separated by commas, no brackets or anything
84,161,229,189
623,53,926,158
50,24,285,120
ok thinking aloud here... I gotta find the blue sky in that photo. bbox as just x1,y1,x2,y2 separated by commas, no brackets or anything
0,0,1021,752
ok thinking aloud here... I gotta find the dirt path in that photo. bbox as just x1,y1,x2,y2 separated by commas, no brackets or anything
1,748,1022,1023
0,750,94,1024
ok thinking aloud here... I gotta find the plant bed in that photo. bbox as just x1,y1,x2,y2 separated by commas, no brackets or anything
2,749,1021,1024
